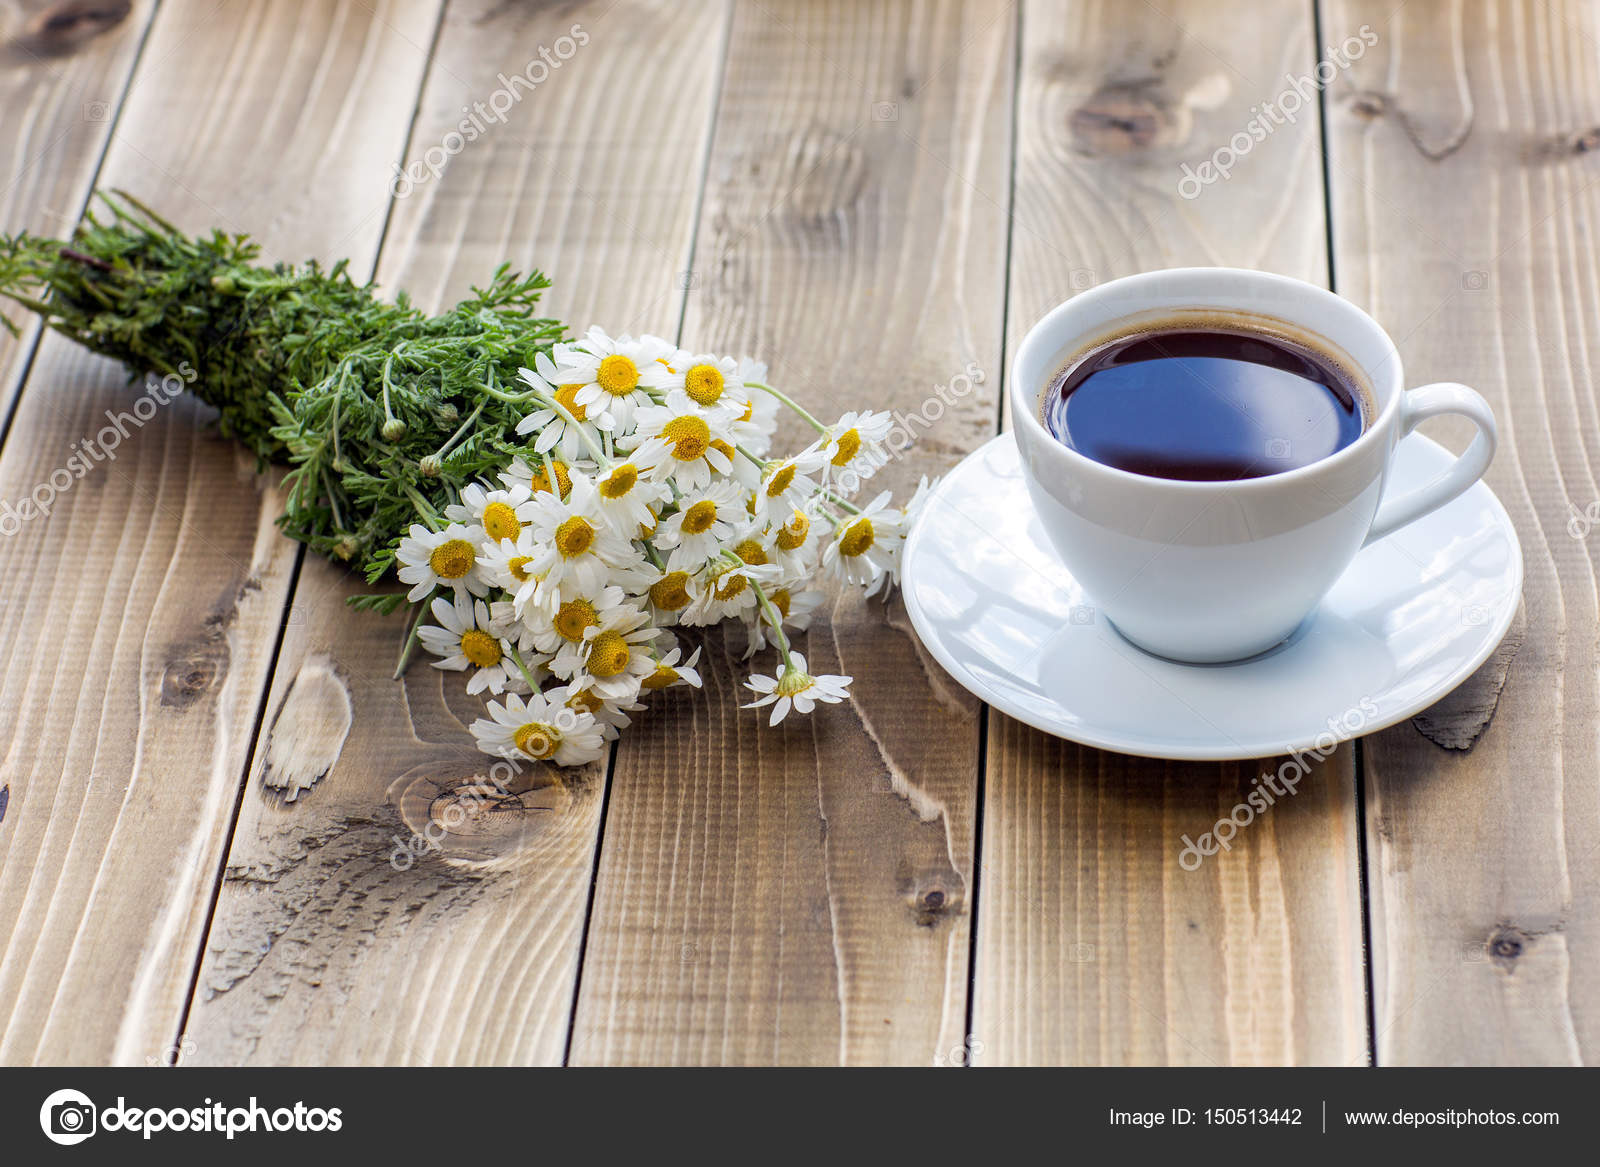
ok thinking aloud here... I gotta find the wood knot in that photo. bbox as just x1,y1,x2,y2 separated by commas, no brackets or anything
1347,90,1387,120
911,882,958,926
160,651,223,707
1569,127,1600,154
1487,925,1530,971
389,766,571,870
1071,84,1170,154
14,0,130,56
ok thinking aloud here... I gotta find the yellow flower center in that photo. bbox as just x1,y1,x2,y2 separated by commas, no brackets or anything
529,459,571,497
831,427,862,467
680,499,719,535
710,438,735,464
514,722,560,760
683,363,725,406
600,463,639,499
734,538,767,566
776,511,810,550
428,539,476,580
567,687,606,715
555,383,588,421
597,354,640,395
771,587,792,619
661,415,711,461
739,398,754,422
507,555,534,582
838,516,875,558
555,516,596,557
482,501,521,542
650,572,691,610
586,630,632,677
712,569,747,601
765,463,796,497
555,598,599,642
641,664,679,691
459,628,502,668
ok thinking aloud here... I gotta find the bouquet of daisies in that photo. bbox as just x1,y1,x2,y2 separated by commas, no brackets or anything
0,195,933,771
400,328,929,767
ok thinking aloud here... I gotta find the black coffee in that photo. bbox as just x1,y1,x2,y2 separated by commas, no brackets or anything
1042,319,1366,481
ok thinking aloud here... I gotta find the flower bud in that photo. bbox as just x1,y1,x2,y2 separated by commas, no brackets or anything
419,454,443,478
382,417,407,442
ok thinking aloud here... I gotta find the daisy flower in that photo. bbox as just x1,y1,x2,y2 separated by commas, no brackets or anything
645,567,699,623
517,352,612,462
655,478,745,571
820,491,904,597
418,594,522,695
524,479,641,604
743,651,852,726
555,328,675,435
680,558,779,627
396,522,491,602
592,459,672,534
552,681,643,741
751,444,824,523
640,644,703,692
628,389,739,492
766,506,822,578
643,350,745,413
524,584,636,656
479,530,547,615
445,482,535,545
743,585,824,659
820,409,895,488
554,604,662,700
471,689,607,766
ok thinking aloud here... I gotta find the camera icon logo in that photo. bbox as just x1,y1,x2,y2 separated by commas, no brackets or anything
40,1088,97,1145
1265,437,1292,459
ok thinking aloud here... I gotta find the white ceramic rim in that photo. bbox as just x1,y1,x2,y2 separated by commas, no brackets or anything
901,432,1524,761
1009,267,1406,494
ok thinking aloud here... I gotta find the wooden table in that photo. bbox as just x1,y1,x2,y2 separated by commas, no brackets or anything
0,0,1590,1067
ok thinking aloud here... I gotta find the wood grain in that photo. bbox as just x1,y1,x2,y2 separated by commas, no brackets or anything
184,0,731,1066
0,0,438,1065
971,0,1367,1065
567,0,1014,1066
1325,0,1600,1064
0,0,154,416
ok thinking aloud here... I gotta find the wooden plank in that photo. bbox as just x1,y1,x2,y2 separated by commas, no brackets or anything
0,0,439,1065
0,0,155,417
568,0,1014,1066
973,0,1368,1065
1325,0,1600,1064
183,0,730,1066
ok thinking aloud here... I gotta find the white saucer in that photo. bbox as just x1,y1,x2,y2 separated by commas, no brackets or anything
902,433,1523,760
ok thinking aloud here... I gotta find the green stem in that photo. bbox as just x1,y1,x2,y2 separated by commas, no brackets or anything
404,484,443,529
432,397,487,460
508,644,543,692
748,380,827,433
735,442,770,469
750,580,793,669
393,593,433,679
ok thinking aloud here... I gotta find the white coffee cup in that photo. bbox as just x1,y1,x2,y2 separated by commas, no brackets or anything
1009,268,1497,663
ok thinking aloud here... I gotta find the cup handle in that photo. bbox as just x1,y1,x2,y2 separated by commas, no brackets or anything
1363,382,1497,547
